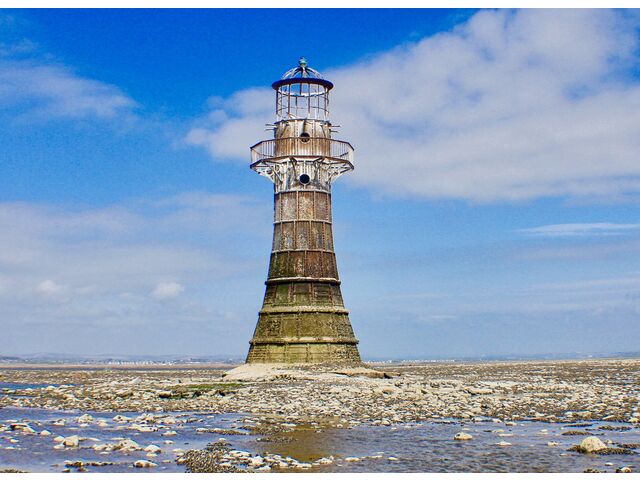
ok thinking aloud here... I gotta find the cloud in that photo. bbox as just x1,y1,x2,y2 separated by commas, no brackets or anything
186,9,640,203
0,194,271,355
520,222,640,237
0,27,137,121
37,279,65,297
151,281,185,299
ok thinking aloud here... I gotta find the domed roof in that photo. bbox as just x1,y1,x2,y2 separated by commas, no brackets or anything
281,57,325,80
272,57,333,91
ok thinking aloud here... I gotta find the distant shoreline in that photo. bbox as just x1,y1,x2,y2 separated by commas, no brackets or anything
1,355,639,370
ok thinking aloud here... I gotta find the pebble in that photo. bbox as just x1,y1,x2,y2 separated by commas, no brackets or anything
454,432,473,441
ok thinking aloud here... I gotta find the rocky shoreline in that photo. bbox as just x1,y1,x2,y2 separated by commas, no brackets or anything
1,358,639,472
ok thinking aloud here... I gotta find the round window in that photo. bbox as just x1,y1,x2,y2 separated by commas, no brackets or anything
299,174,311,185
300,132,311,143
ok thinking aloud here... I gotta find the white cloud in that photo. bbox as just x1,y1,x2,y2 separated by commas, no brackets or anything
0,60,137,120
37,279,64,297
520,222,640,237
186,9,640,203
0,194,271,354
0,27,137,121
151,281,185,299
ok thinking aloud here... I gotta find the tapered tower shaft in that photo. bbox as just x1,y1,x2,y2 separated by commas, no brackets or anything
246,58,361,364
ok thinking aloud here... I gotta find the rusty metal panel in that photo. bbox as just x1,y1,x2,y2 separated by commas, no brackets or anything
280,193,296,221
281,222,295,250
324,223,333,251
315,192,329,221
298,191,314,219
305,250,323,278
296,221,310,250
291,251,305,276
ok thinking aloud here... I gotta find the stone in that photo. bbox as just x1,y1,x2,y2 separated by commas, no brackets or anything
112,415,131,423
77,414,94,424
63,435,80,447
496,441,512,446
133,460,157,468
144,444,162,454
40,430,52,436
616,466,632,473
115,439,141,451
577,436,608,453
9,423,35,434
454,432,473,441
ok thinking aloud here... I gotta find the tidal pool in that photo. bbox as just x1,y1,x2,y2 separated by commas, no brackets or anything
250,418,639,473
1,407,638,473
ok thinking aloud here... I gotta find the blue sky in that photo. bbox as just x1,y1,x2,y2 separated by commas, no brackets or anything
1,9,640,360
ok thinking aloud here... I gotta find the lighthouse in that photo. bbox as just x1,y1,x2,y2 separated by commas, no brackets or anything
246,58,361,364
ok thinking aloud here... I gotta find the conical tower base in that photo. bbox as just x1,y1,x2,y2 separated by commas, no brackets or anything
246,190,361,365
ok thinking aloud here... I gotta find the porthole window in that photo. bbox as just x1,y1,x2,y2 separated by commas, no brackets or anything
300,132,311,143
299,174,311,185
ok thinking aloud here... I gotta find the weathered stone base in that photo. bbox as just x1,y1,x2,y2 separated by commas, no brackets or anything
246,341,361,364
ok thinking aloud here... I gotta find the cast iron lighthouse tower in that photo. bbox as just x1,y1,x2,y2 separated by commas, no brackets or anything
246,58,361,364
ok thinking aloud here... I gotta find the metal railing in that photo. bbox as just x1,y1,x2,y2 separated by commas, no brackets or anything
251,137,354,164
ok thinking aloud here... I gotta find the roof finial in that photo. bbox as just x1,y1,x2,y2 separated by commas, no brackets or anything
298,56,308,68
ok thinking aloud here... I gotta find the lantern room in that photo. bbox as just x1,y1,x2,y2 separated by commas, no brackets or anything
272,57,333,122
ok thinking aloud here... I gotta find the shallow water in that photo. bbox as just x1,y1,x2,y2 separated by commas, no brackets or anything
0,382,59,391
253,419,640,473
0,407,250,472
1,407,638,473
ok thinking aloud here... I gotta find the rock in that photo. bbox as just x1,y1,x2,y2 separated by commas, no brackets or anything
77,414,94,424
547,441,559,446
40,430,52,436
144,444,162,454
454,432,473,441
63,435,80,447
576,436,608,453
115,439,141,451
10,423,36,434
133,460,157,468
92,444,112,451
334,367,391,379
375,386,402,395
345,457,361,462
53,436,65,443
496,441,512,446
465,387,494,395
162,430,177,436
616,466,632,473
112,415,131,423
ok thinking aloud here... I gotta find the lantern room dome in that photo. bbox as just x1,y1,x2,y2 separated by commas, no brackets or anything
272,57,333,91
